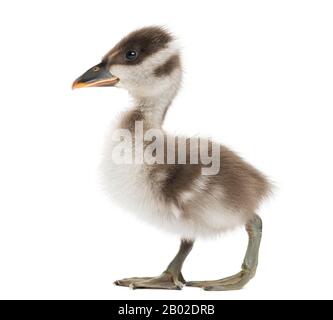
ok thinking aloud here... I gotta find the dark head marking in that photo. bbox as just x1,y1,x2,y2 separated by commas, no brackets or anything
154,54,181,77
103,26,174,66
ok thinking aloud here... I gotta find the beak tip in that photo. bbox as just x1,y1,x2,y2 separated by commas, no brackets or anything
72,80,78,90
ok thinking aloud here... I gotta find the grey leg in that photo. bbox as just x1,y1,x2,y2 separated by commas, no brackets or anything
186,214,262,291
114,239,194,290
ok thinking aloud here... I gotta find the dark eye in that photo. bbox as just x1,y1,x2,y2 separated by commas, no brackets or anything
125,50,137,61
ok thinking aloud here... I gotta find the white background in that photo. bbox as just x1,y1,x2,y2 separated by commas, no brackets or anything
0,0,332,300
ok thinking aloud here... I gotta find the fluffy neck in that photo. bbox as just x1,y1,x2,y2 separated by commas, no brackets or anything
120,79,181,131
134,89,175,129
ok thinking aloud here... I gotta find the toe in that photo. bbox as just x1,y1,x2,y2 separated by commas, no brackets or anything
203,284,243,291
114,273,184,290
129,274,183,290
114,279,131,286
130,281,181,290
186,280,216,288
114,277,153,287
